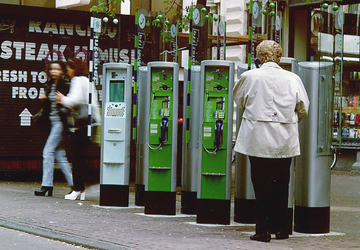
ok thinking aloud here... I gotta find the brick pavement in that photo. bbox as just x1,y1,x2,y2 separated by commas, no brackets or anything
0,171,359,249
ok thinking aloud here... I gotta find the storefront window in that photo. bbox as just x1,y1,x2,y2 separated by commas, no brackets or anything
316,4,360,148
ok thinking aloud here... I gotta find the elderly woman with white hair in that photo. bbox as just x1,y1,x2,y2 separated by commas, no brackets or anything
233,40,309,242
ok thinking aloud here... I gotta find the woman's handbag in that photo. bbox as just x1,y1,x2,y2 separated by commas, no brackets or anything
33,108,50,132
71,104,89,128
70,104,101,145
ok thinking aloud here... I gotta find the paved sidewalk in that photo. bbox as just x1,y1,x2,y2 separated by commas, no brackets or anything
0,227,88,249
0,171,359,250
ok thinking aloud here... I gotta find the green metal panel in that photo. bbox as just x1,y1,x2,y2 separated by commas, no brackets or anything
200,176,227,199
148,145,172,191
200,149,227,199
148,66,175,192
200,64,231,199
201,148,227,174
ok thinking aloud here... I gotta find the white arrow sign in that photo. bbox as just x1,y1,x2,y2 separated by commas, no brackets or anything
19,108,32,126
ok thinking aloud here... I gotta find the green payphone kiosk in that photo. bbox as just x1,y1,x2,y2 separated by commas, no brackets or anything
143,62,179,215
197,60,235,224
100,63,132,207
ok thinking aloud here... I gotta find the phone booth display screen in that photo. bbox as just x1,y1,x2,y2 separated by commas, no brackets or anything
110,80,125,102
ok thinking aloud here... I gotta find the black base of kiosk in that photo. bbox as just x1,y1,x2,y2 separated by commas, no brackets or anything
181,191,197,215
197,199,230,225
145,191,176,215
100,184,129,207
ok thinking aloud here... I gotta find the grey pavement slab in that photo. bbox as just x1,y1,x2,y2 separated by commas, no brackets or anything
0,171,359,249
0,227,89,249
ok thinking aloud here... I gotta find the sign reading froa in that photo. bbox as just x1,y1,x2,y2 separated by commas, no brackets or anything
0,4,134,157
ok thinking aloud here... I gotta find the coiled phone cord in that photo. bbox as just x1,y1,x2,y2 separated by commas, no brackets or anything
147,91,163,150
202,92,218,155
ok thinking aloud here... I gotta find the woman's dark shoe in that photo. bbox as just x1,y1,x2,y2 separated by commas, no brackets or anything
34,186,53,196
275,232,289,239
250,232,271,242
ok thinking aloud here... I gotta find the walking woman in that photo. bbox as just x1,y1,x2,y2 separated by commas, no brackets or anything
34,61,73,196
55,57,100,201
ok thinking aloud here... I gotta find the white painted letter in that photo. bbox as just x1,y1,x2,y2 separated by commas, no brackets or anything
10,70,17,82
19,87,27,99
37,43,50,61
43,22,58,34
0,41,13,60
28,21,42,33
119,49,129,63
28,87,38,99
25,43,36,61
18,71,27,83
59,23,73,36
30,71,38,83
13,42,25,60
2,70,9,81
12,87,19,98
38,71,47,84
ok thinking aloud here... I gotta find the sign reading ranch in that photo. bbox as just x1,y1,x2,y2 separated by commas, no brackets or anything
0,4,135,157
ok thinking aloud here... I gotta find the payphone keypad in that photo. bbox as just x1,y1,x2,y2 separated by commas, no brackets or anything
106,103,126,118
217,110,225,119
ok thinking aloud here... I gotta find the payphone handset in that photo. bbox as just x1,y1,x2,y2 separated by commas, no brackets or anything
202,66,230,154
255,57,261,68
148,67,175,149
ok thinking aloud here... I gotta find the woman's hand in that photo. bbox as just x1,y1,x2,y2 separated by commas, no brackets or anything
55,91,64,104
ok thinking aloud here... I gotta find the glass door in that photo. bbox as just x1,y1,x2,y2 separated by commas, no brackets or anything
333,4,360,148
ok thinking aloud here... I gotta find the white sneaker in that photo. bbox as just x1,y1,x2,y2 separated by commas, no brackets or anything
65,190,85,201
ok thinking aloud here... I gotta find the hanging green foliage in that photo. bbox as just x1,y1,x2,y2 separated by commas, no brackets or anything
90,0,125,17
89,0,202,41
